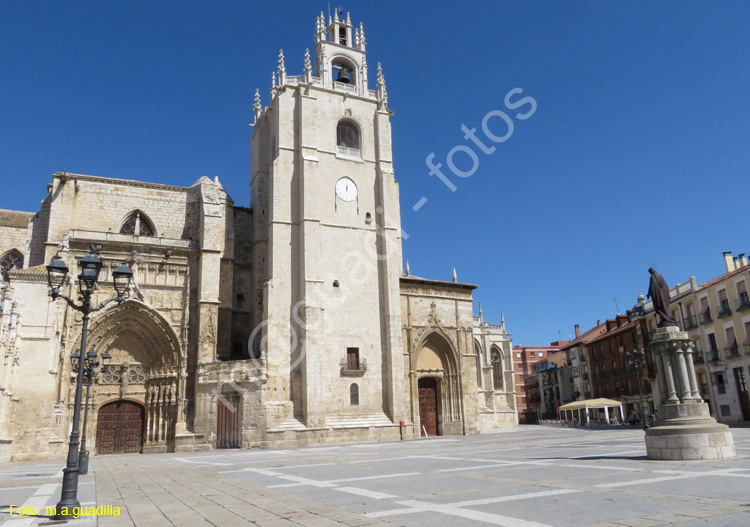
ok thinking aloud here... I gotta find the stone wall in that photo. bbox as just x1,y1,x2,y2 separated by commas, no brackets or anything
45,174,192,254
0,210,33,266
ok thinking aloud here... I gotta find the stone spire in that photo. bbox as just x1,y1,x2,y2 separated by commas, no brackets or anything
304,48,312,83
346,11,351,25
479,301,483,317
270,71,277,98
359,22,366,50
377,63,388,110
354,27,360,48
253,89,262,123
405,260,410,277
452,268,457,283
277,49,286,85
316,12,325,42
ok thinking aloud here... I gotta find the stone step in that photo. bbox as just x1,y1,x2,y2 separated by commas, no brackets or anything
325,414,394,429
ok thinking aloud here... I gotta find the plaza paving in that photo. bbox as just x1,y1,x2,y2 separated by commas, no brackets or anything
0,425,749,527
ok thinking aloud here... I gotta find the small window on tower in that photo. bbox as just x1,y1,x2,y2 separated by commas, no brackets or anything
339,27,347,45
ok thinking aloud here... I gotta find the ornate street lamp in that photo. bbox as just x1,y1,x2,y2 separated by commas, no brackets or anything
626,349,649,431
46,248,132,519
77,349,111,475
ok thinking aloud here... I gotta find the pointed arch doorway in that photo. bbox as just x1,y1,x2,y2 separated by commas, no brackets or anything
412,332,464,436
96,401,145,455
75,300,183,454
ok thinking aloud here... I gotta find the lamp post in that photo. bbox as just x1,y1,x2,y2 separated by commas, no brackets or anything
626,349,648,431
47,249,132,519
77,348,111,475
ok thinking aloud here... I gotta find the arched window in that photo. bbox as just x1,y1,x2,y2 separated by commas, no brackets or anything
350,383,359,405
491,348,503,390
336,120,360,155
120,211,155,237
1,249,23,282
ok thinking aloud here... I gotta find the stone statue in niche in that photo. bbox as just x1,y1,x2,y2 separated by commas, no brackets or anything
119,361,129,398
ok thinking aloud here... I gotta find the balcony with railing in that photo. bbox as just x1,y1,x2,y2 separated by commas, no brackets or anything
708,348,721,362
333,81,358,94
727,343,740,358
717,300,732,319
336,145,361,157
340,358,367,376
683,315,698,330
700,309,713,325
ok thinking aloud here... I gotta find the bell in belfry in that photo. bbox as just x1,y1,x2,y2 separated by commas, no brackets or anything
335,66,351,84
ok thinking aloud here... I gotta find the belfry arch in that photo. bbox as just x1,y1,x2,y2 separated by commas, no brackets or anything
74,300,184,454
411,331,464,436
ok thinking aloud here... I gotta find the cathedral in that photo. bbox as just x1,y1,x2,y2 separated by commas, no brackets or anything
0,12,516,462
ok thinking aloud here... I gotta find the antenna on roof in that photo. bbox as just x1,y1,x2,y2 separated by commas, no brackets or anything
614,297,620,313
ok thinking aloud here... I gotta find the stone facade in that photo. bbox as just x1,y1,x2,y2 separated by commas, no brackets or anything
0,12,517,462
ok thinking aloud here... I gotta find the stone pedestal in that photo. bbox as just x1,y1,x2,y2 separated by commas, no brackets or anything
645,327,735,460
174,431,198,453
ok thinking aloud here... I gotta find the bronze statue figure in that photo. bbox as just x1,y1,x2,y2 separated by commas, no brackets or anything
648,268,677,327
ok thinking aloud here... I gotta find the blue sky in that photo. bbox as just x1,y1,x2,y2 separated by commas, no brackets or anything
2,1,749,345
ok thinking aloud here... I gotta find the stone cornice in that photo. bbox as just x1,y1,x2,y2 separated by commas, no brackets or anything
400,276,477,292
54,172,188,193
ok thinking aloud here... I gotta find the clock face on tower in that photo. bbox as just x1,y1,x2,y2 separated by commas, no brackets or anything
335,177,358,202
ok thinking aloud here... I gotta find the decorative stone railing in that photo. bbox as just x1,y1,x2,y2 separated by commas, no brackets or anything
68,229,197,249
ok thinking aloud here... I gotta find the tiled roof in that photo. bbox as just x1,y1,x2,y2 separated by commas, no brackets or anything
696,264,750,292
560,323,608,350
0,209,34,228
587,319,635,345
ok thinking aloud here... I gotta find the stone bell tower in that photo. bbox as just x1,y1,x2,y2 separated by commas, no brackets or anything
250,11,405,438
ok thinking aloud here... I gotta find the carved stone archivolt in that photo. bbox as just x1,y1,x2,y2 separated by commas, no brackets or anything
69,300,185,452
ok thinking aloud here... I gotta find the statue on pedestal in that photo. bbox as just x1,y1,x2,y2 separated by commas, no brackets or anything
647,268,677,328
639,269,735,460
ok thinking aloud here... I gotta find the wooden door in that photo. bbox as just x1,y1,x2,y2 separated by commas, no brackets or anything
217,391,242,448
418,377,439,437
96,401,144,455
